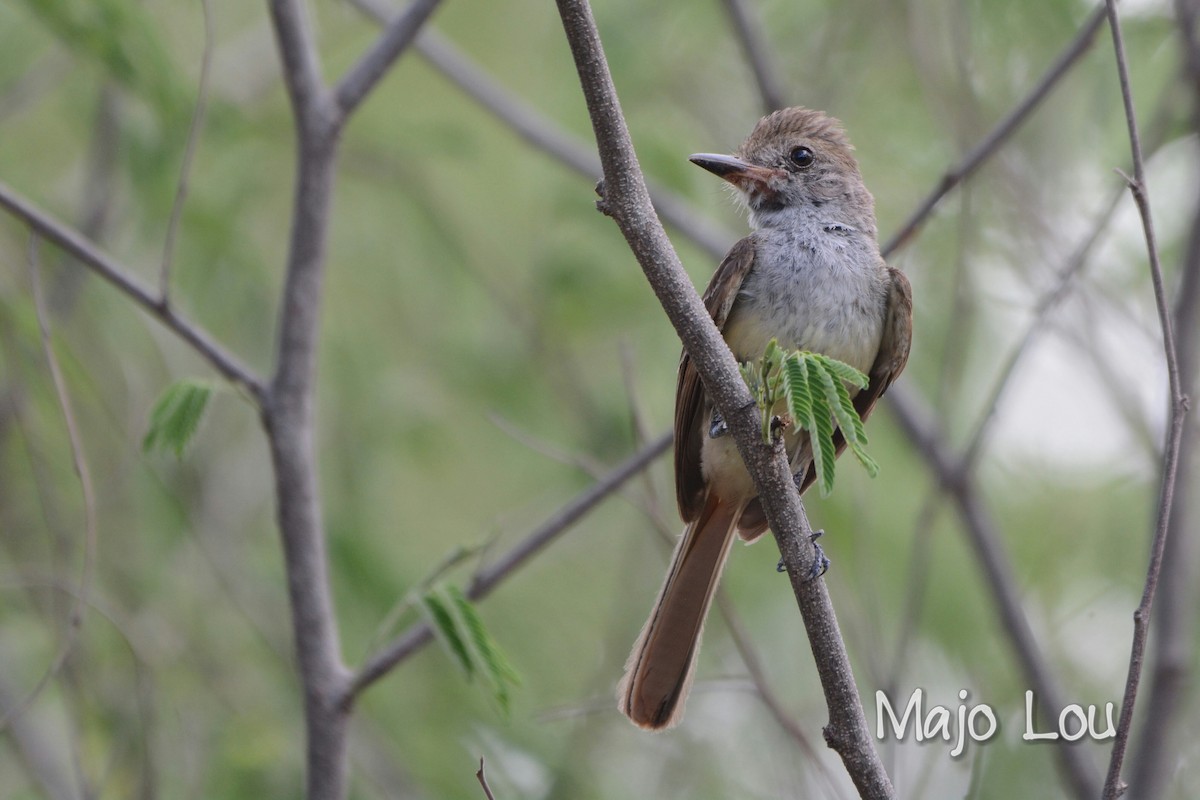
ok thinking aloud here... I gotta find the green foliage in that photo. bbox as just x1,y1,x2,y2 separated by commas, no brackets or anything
142,379,213,458
419,583,521,715
741,339,877,497
16,0,188,121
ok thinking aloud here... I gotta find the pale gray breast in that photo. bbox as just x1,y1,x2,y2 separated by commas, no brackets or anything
724,227,887,375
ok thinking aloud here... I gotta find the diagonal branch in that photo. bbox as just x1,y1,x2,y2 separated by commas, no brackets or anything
720,0,787,112
343,0,737,257
1101,1,1189,796
553,0,893,795
344,432,672,703
881,4,1107,256
885,386,1099,799
333,0,444,119
0,180,266,400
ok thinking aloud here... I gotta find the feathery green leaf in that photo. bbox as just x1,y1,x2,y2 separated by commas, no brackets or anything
142,379,213,458
420,587,474,679
420,584,521,715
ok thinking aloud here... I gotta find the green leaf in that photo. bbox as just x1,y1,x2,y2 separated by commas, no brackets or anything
420,584,521,715
445,585,521,712
781,355,834,496
807,366,838,497
781,353,813,427
142,379,213,458
817,355,870,391
420,588,474,679
813,359,879,478
746,345,881,493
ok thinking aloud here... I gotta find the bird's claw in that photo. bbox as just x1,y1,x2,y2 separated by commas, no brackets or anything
709,410,729,439
806,530,829,580
776,530,829,580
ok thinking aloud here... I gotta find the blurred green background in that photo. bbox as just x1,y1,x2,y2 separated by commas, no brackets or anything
0,0,1196,797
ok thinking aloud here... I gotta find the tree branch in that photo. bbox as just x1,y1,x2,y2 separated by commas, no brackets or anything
553,0,893,795
884,386,1100,798
881,4,1107,255
1128,166,1200,800
333,0,444,119
1101,1,1189,796
345,431,672,703
720,0,786,113
267,0,333,131
343,0,737,257
0,180,266,400
263,3,355,799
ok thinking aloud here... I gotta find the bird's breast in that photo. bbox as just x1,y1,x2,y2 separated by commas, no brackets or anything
722,233,887,375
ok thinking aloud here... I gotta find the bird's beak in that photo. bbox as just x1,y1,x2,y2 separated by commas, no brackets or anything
689,153,781,194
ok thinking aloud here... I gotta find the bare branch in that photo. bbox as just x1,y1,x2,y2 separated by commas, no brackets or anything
333,0,444,119
720,0,787,112
160,0,215,301
884,387,1101,798
0,237,98,735
345,432,672,702
553,0,892,794
267,0,334,130
714,591,850,800
0,180,267,399
1101,1,1190,796
262,3,358,798
475,757,497,800
881,4,1107,256
1128,171,1200,800
961,183,1125,467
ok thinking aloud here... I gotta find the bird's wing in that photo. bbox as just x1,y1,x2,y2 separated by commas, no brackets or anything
675,236,757,521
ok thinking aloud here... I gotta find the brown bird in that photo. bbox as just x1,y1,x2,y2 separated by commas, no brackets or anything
618,107,912,730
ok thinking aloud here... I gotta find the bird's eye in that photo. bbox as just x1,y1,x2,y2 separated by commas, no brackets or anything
789,146,814,168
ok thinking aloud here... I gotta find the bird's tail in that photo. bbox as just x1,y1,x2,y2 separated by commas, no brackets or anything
617,491,741,729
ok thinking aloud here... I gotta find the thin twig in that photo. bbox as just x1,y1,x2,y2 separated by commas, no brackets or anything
344,432,672,703
881,4,1107,257
553,0,893,794
0,237,98,735
960,182,1126,468
160,0,214,302
1128,152,1200,798
475,757,497,800
884,386,1101,798
0,180,266,400
1101,2,1189,796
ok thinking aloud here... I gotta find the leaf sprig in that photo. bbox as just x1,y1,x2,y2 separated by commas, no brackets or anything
740,339,879,496
419,583,521,715
142,379,213,457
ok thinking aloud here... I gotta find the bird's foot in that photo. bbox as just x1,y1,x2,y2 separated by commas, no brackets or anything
776,529,829,580
709,410,728,439
806,530,830,580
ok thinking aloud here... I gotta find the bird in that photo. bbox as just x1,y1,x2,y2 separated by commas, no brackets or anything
617,107,913,730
